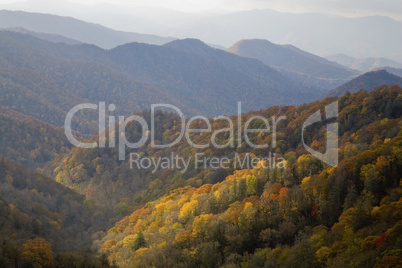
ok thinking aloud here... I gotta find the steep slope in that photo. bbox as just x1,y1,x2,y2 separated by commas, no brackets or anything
0,10,175,48
0,31,321,118
327,70,402,96
0,157,122,266
108,38,319,115
327,54,402,72
227,39,358,91
0,109,71,169
0,31,188,134
0,157,100,251
99,86,402,267
51,86,402,235
0,66,94,132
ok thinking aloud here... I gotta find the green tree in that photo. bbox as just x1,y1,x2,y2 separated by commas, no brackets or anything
131,231,146,251
246,175,257,196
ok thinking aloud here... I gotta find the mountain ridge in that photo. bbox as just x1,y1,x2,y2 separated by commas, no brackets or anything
227,39,358,90
326,69,402,96
0,10,176,48
0,31,322,121
3,26,83,45
326,53,402,72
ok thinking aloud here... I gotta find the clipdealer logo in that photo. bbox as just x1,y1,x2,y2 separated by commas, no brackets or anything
64,102,285,157
64,101,339,172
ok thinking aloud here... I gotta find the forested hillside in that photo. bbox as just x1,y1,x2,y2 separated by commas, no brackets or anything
47,86,402,267
0,157,118,267
0,110,71,169
0,30,325,125
0,31,186,134
1,5,401,268
97,87,402,267
0,82,400,267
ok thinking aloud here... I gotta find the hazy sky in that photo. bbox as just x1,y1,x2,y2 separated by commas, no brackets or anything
0,0,401,20
0,0,401,58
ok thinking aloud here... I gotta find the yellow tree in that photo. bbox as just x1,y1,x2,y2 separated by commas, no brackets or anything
179,200,199,222
22,238,54,267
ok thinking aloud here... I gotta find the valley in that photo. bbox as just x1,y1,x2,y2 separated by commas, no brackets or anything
0,7,401,268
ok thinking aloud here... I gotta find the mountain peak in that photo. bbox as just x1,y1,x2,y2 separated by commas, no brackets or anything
163,38,214,55
227,39,274,53
166,38,208,46
227,38,357,91
327,69,402,96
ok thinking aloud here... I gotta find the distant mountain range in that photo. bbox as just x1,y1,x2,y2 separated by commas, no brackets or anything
326,70,402,96
0,10,175,49
0,31,323,134
2,10,401,131
142,9,402,59
0,30,186,134
326,54,402,72
227,39,358,91
5,26,83,45
1,9,402,59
